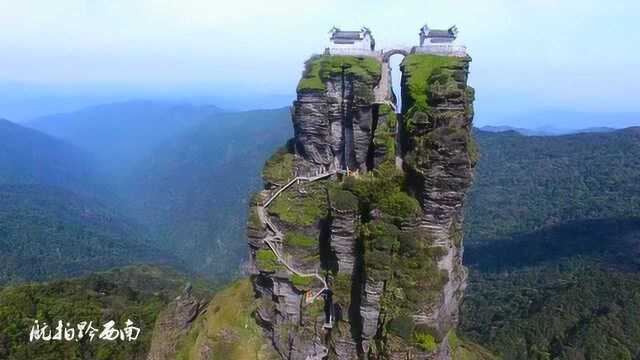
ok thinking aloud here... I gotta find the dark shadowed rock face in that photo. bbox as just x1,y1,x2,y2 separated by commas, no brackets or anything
329,206,359,274
248,54,475,360
292,70,379,174
147,285,208,360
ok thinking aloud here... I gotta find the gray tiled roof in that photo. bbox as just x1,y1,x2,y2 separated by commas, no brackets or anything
332,31,363,40
427,29,455,38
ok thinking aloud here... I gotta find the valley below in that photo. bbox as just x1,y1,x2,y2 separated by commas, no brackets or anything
0,72,639,360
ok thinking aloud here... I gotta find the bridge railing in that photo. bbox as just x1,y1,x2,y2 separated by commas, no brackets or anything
413,45,468,57
325,48,383,58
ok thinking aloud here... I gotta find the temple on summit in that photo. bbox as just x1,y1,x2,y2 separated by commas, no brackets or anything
326,27,375,56
419,24,459,45
325,24,467,58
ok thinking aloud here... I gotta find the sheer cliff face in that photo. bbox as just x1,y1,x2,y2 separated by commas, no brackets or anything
398,54,476,358
248,53,475,360
292,56,382,174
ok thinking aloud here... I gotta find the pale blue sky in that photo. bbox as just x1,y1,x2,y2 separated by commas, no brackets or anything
1,0,639,126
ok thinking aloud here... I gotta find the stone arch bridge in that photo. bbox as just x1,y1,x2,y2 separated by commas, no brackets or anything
381,47,411,62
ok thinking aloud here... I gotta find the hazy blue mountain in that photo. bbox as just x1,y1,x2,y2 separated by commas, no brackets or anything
122,108,292,277
494,110,640,131
0,117,180,285
27,100,223,177
0,118,103,196
0,81,293,122
0,82,129,122
15,102,292,280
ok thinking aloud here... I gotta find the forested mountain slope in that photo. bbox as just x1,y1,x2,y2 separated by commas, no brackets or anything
0,185,178,284
0,265,215,360
460,128,640,359
465,128,640,245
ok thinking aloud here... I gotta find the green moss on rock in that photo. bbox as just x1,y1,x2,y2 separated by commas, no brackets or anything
248,206,265,230
304,299,325,318
329,187,359,212
263,148,295,185
378,191,421,220
468,133,480,165
290,274,314,288
255,249,282,272
332,273,352,309
373,104,398,162
297,55,382,93
402,54,467,121
415,332,437,352
267,183,327,226
388,315,415,340
284,232,316,248
174,279,280,360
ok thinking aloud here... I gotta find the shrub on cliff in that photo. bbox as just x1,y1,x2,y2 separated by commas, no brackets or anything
414,332,437,352
378,192,421,220
388,315,415,340
255,249,281,272
328,187,359,212
284,232,316,248
262,147,294,185
342,161,405,215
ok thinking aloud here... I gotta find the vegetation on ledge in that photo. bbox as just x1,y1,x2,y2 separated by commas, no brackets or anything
373,104,398,162
297,55,382,93
284,232,316,249
248,206,265,231
290,274,314,288
342,161,420,223
331,159,446,353
414,332,437,352
328,187,359,212
401,54,467,122
268,182,327,226
262,147,295,185
255,250,282,272
404,126,471,172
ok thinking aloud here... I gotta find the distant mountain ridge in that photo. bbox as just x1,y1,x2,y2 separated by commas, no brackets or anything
478,124,617,136
123,108,292,276
0,118,183,285
0,118,103,196
27,100,224,177
5,101,292,280
485,110,640,131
